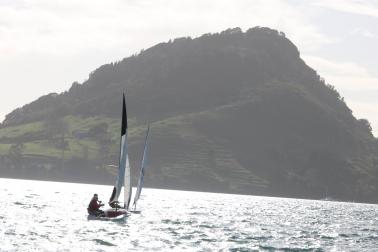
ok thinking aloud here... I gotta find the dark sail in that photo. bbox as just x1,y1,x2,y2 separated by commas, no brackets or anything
109,93,129,204
121,93,127,135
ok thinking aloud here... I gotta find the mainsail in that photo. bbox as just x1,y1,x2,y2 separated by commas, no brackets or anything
109,94,130,205
133,124,150,208
124,156,132,209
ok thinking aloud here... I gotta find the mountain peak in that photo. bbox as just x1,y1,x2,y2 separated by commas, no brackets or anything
1,27,377,202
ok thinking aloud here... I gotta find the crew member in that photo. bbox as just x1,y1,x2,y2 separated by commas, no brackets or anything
109,200,121,209
87,193,104,216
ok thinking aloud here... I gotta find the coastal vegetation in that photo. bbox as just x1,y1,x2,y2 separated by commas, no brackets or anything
1,27,377,202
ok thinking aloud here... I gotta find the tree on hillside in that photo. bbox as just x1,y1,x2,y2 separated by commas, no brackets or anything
358,119,372,135
88,122,108,137
92,123,114,167
43,116,69,142
7,143,25,168
43,116,70,169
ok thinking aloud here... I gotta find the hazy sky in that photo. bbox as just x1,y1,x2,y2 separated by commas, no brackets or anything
0,0,377,134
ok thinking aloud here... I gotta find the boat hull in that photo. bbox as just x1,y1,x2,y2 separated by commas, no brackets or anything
104,208,128,218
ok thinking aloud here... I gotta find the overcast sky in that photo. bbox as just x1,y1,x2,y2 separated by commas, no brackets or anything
0,0,377,134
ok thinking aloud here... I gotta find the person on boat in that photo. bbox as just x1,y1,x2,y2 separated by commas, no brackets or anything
87,194,105,216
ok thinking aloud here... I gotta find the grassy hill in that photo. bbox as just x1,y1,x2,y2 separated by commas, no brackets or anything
1,27,377,202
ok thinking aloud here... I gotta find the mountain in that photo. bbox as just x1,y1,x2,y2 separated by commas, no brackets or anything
1,27,377,203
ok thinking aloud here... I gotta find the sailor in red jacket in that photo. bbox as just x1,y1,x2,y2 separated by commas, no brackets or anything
87,193,105,216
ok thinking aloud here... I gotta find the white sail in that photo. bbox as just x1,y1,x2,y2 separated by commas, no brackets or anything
124,157,132,209
109,94,128,205
133,124,150,208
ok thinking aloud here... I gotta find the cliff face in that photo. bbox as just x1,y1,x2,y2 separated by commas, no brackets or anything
1,27,378,202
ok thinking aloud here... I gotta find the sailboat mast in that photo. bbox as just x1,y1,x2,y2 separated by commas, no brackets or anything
122,94,132,210
109,94,129,205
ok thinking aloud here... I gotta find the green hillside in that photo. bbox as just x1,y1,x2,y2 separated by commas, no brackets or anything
1,27,377,202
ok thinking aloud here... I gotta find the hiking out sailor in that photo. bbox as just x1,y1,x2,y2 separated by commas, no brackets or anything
87,194,105,216
109,200,121,209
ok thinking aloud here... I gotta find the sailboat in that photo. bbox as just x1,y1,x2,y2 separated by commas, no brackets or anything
102,93,131,218
130,124,150,213
89,94,150,218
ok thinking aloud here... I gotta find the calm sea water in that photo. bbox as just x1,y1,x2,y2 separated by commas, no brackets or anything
1,178,378,251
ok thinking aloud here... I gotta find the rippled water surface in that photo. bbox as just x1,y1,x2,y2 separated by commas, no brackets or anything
1,178,378,251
